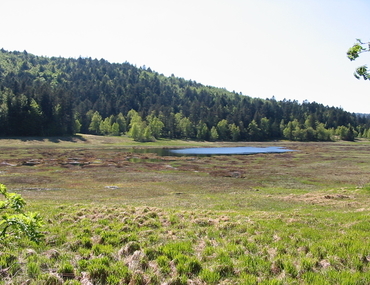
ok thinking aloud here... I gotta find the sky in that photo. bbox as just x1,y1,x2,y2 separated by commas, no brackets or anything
1,0,370,113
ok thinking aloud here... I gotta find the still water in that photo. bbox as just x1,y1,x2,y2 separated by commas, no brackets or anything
131,146,295,156
169,146,294,156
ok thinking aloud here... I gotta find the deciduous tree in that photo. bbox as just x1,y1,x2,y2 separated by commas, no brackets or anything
210,126,219,141
347,39,370,80
89,111,102,134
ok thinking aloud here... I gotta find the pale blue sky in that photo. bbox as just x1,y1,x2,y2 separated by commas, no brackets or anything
1,0,370,113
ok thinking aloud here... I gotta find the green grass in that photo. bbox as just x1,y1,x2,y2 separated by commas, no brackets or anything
1,135,370,283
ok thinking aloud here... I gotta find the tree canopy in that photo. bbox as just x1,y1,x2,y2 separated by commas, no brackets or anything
0,48,369,141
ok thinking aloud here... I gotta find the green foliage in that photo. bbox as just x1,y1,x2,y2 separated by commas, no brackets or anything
229,123,240,141
156,255,171,273
196,121,209,141
347,39,370,80
336,124,357,141
1,138,370,283
1,48,367,140
0,183,43,243
99,117,112,135
0,253,20,277
40,272,64,285
216,119,229,140
74,119,82,133
79,256,130,284
178,115,194,139
116,112,127,134
87,261,110,283
128,109,154,142
200,269,221,284
111,122,120,136
27,261,41,278
210,126,219,141
281,119,334,141
147,112,164,139
248,120,261,141
161,241,193,259
92,243,114,256
174,254,202,276
88,111,102,134
1,196,370,283
58,261,74,274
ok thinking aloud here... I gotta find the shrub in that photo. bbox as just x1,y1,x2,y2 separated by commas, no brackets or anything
0,183,44,243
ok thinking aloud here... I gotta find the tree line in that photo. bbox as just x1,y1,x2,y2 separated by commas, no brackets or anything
0,49,369,141
82,109,362,142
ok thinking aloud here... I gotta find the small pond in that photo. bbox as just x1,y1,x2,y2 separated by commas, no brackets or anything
169,146,295,156
131,146,295,157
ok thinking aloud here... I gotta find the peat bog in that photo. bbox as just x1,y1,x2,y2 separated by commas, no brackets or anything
1,135,370,284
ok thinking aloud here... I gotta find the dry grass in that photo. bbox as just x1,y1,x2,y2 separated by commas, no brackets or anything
2,136,370,284
0,136,370,211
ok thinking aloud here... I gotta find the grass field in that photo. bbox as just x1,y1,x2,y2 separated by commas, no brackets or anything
1,135,370,284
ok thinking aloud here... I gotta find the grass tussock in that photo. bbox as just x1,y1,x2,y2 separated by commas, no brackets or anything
1,204,370,284
1,136,370,283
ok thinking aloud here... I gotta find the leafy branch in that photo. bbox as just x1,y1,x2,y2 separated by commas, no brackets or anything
0,183,44,244
347,39,370,80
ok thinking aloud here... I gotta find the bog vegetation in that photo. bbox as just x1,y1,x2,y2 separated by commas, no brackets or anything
1,49,370,141
0,136,370,284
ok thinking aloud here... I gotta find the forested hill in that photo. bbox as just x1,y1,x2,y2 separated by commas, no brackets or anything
0,49,369,141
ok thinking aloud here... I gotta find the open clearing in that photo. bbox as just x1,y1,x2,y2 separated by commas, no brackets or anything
1,135,370,284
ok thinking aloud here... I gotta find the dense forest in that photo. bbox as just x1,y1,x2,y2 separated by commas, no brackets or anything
1,49,369,141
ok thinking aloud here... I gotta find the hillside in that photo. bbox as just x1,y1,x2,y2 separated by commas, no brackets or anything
0,49,369,140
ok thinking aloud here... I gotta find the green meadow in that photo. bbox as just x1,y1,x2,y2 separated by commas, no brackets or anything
1,135,370,284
